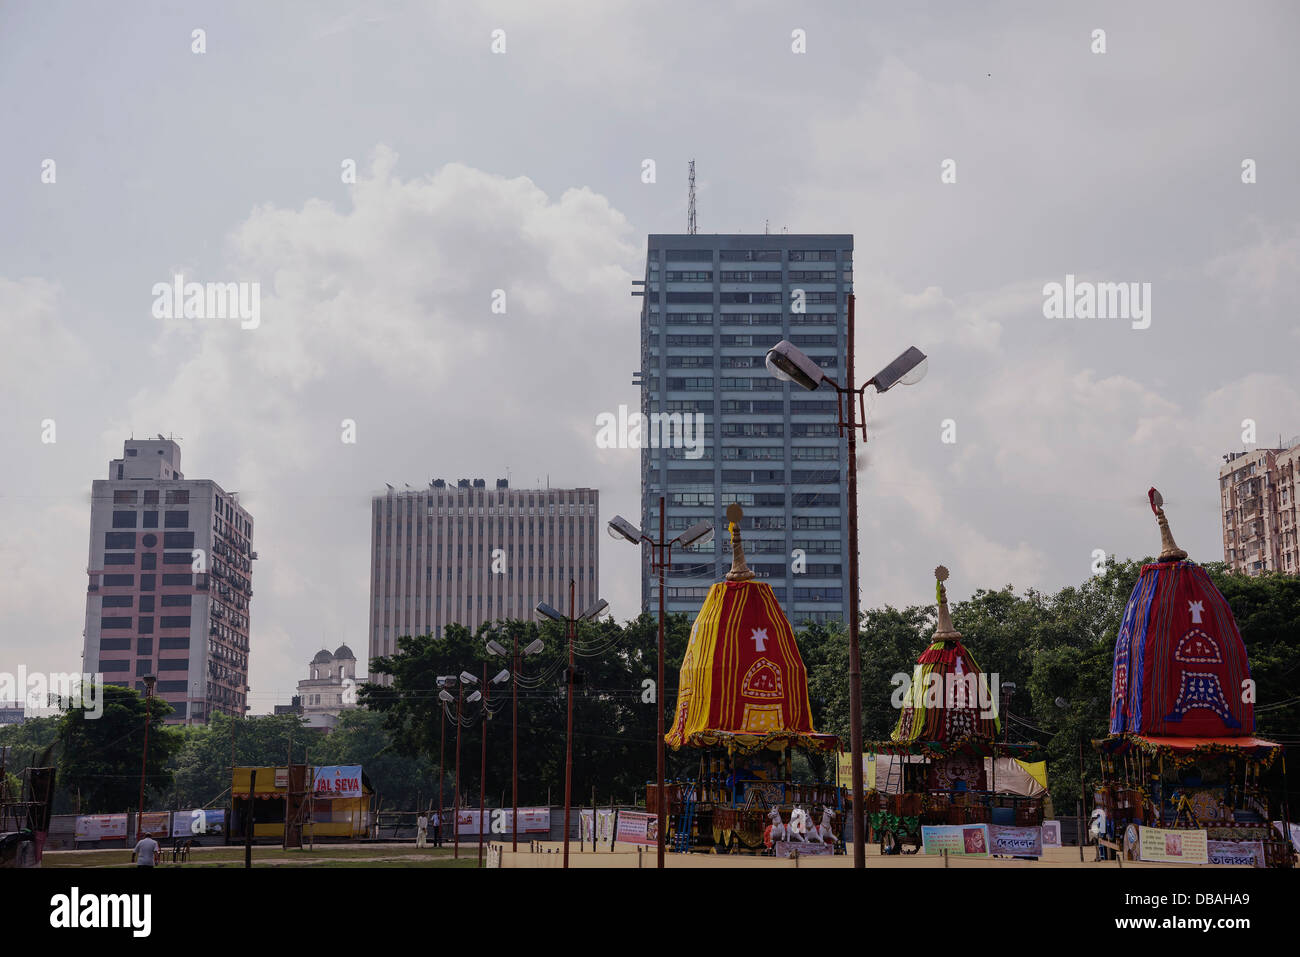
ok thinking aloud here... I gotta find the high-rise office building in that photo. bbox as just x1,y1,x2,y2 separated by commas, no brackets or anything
1220,439,1300,575
635,234,853,625
82,439,255,723
368,479,600,682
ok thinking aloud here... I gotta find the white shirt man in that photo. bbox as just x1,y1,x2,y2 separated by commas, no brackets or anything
133,834,160,868
416,813,429,848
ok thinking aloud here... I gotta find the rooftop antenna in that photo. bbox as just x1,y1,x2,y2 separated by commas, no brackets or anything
687,160,697,235
765,219,770,235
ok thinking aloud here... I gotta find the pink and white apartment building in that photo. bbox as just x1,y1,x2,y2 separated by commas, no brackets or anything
81,439,255,723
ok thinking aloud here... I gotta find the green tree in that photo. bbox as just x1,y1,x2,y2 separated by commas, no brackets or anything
58,684,181,813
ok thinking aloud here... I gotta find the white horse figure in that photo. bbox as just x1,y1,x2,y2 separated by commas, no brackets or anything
766,806,788,843
812,806,837,845
1088,807,1108,842
787,805,812,842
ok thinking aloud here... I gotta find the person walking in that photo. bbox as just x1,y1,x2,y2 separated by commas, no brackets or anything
416,811,429,849
132,832,161,869
431,809,442,848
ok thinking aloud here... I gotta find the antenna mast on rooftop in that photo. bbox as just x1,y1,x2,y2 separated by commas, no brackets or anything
687,160,697,235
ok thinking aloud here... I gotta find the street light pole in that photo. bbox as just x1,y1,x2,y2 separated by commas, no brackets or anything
454,681,463,860
564,578,575,869
512,630,519,853
535,591,607,870
479,661,488,868
764,292,927,870
607,511,712,868
656,498,667,869
136,674,156,841
844,295,866,869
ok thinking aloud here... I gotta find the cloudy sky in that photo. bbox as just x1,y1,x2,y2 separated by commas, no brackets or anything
2,2,1297,715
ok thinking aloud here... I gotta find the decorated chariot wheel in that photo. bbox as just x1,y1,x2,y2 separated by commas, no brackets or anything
880,830,901,855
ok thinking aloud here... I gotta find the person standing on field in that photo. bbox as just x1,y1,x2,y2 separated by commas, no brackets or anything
132,832,161,869
416,811,429,848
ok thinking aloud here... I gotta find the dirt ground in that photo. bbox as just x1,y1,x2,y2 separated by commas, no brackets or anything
497,842,1226,868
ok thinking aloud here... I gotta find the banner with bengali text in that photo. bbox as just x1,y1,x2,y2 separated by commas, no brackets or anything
990,824,1042,858
921,824,990,857
1207,840,1265,867
75,814,128,841
1138,826,1208,864
615,810,658,846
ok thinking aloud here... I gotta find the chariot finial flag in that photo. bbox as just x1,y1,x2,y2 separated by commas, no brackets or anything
724,502,755,581
1148,486,1188,562
933,565,960,639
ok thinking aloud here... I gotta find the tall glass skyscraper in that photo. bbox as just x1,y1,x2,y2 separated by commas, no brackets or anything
636,234,853,627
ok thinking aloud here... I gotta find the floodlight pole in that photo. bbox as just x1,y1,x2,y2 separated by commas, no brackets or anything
655,498,668,868
136,674,156,841
842,295,867,868
512,630,519,853
454,682,463,860
563,578,576,868
438,701,446,821
479,661,488,868
635,499,674,869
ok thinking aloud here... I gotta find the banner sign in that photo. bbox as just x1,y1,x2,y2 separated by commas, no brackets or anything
990,824,1042,858
615,810,658,846
137,812,170,837
836,754,877,792
274,767,289,789
1207,840,1265,868
921,824,990,857
312,765,363,799
1040,820,1062,848
1138,826,1209,864
580,809,615,845
456,807,550,835
75,814,129,841
774,840,833,857
172,809,227,837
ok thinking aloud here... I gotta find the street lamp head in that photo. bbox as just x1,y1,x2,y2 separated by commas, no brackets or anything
868,346,928,393
439,690,453,703
535,601,564,622
675,520,714,549
1054,696,1069,710
579,598,609,622
466,690,481,704
492,669,511,685
142,675,157,695
436,675,456,687
486,639,508,657
523,638,545,656
460,671,478,684
765,340,825,391
607,515,642,544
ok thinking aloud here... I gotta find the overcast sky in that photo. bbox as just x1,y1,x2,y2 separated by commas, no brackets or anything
3,1,1298,715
